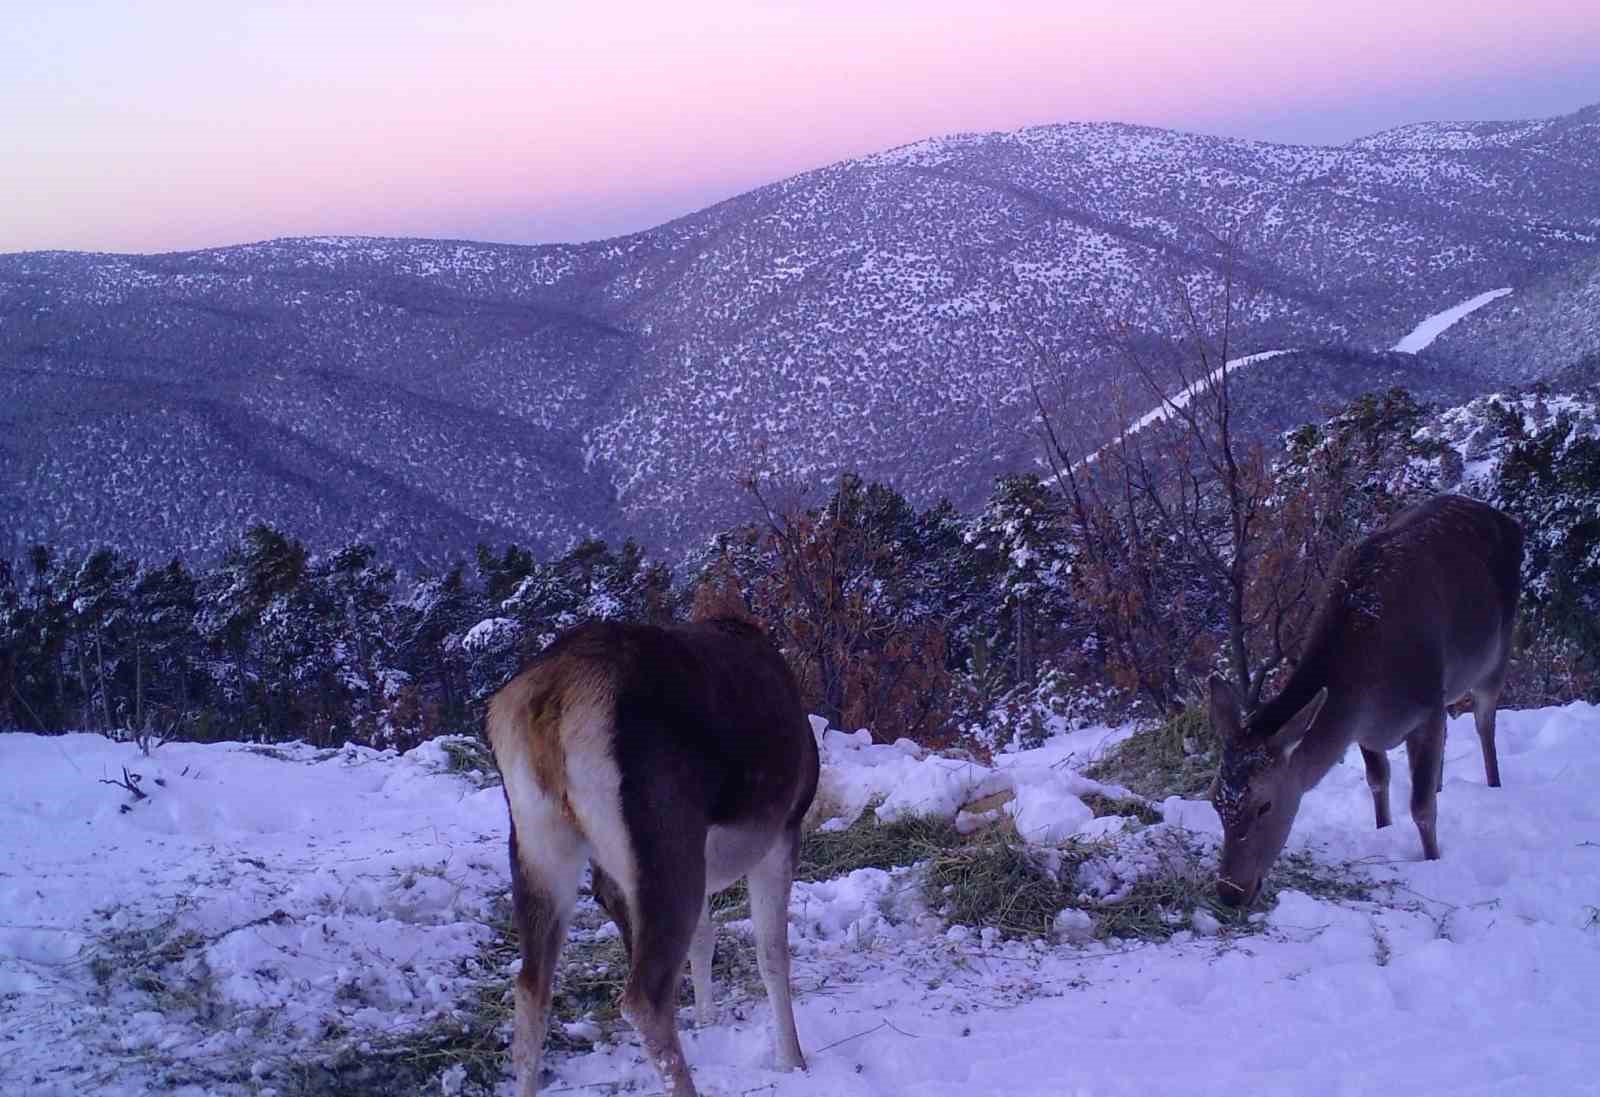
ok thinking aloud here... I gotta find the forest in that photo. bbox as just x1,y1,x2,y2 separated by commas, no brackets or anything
4,382,1598,755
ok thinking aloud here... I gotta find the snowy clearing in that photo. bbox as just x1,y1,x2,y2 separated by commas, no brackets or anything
1391,288,1513,354
3,705,1598,1096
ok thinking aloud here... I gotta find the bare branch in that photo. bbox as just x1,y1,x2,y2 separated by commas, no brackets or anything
99,766,148,803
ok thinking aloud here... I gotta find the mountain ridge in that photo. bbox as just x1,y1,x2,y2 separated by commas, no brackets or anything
4,102,1599,564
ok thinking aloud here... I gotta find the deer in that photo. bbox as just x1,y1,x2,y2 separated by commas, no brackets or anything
485,613,819,1097
1207,494,1523,909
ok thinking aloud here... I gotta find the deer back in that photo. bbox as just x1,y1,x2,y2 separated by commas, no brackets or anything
1253,494,1522,746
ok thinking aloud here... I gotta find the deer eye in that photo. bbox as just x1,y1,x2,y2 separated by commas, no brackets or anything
1256,801,1273,819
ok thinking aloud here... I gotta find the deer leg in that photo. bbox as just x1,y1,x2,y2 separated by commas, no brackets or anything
746,827,806,1071
1471,683,1504,789
1360,747,1392,829
1437,717,1446,793
590,862,634,962
687,898,715,1028
1405,709,1446,861
507,817,585,1097
613,824,706,1097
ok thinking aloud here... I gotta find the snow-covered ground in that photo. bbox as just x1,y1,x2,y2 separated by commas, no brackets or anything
3,705,1598,1096
1391,288,1513,354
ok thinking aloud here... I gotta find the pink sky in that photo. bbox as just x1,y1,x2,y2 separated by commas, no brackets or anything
3,1,1598,254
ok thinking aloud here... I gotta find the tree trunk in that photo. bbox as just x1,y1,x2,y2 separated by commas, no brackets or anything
76,645,93,731
96,630,113,731
134,634,144,732
1014,600,1037,687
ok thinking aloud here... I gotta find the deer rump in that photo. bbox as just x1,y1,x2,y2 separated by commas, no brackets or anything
486,616,818,1097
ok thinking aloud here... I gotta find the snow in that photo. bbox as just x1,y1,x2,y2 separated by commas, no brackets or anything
811,720,1136,833
4,704,1599,1095
463,616,519,653
1391,288,1513,354
1062,350,1292,474
1121,349,1294,437
0,737,510,1095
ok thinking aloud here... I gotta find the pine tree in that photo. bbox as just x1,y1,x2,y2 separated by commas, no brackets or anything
66,547,136,732
15,547,72,728
195,524,309,738
128,559,199,739
0,559,20,728
392,564,477,740
1496,412,1600,699
311,543,399,743
966,474,1075,689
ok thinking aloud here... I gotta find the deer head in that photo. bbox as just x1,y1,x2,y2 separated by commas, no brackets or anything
1207,675,1328,908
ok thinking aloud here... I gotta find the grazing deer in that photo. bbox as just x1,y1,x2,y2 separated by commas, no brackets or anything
485,615,819,1097
1208,494,1523,908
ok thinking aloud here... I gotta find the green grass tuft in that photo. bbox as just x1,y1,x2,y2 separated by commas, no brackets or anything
797,807,965,883
437,737,502,789
1264,849,1380,905
1074,831,1234,942
924,833,1068,939
276,1013,507,1097
1085,705,1217,801
921,826,1382,944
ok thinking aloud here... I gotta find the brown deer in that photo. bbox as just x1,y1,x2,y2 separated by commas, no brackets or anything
1208,494,1522,908
485,615,819,1097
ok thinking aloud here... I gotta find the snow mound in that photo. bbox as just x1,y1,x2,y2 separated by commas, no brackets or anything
810,717,1140,841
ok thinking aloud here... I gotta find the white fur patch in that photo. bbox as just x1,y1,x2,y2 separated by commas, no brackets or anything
561,706,637,905
502,761,587,886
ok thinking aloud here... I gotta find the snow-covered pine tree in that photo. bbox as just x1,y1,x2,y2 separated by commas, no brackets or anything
65,547,136,733
127,558,199,742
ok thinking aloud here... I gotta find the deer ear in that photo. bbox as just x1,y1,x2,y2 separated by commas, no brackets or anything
1267,687,1328,757
1208,674,1243,747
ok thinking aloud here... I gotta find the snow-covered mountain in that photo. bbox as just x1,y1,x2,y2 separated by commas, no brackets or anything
4,103,1599,563
1349,101,1600,157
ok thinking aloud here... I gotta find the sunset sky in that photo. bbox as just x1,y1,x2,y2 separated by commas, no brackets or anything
4,1,1598,255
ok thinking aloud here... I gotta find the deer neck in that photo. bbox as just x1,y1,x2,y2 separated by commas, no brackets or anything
1249,664,1354,795
1283,698,1354,792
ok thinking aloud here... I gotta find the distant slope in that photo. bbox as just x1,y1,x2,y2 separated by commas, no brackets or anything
4,103,1600,563
1350,102,1600,162
1418,252,1600,382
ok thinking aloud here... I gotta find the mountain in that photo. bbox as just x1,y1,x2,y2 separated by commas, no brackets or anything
4,104,1599,565
1348,102,1600,159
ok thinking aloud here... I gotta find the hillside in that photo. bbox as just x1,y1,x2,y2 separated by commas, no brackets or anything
4,103,1599,563
1418,252,1600,382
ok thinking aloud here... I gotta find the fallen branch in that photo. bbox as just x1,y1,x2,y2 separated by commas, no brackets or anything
99,766,148,804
